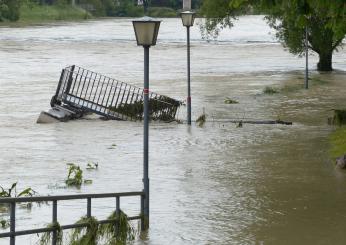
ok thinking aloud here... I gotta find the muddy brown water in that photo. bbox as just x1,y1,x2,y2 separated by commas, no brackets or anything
0,16,346,244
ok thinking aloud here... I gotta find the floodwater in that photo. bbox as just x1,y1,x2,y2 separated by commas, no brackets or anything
0,16,346,244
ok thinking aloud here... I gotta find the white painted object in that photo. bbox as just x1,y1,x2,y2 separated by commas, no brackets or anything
183,0,191,10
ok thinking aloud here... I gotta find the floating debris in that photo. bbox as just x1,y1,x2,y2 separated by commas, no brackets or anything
224,97,239,104
38,65,183,123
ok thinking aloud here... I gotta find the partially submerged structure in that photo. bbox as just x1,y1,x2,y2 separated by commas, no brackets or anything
38,65,183,123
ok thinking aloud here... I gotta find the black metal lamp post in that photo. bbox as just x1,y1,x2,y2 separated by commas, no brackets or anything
180,11,196,125
132,17,161,229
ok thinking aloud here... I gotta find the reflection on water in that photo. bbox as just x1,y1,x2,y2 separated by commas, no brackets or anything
0,16,346,244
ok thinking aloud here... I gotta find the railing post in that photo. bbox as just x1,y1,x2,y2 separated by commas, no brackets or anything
10,202,15,245
116,196,120,236
65,65,75,94
87,198,91,218
140,193,145,231
52,200,57,245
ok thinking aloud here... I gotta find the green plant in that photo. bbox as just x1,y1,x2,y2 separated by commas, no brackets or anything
263,86,279,95
86,162,98,170
99,210,136,244
109,96,181,121
0,219,9,229
70,216,100,245
331,110,346,126
196,113,206,127
0,182,36,198
65,164,83,187
39,222,63,245
224,97,238,104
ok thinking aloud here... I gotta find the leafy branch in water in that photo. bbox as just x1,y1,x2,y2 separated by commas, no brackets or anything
86,162,98,170
70,216,100,245
0,219,9,229
224,97,239,104
0,182,39,212
196,109,207,127
39,222,63,245
99,210,136,244
65,164,83,187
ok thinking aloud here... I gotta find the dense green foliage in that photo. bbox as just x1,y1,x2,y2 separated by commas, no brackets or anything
201,0,346,71
1,0,201,22
0,0,20,21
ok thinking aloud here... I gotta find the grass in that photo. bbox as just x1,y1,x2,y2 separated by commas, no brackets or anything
330,127,346,159
18,3,91,24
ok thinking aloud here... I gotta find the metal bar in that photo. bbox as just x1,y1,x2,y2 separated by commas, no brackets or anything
0,216,142,238
116,196,120,236
96,76,107,106
76,70,89,104
89,74,99,109
0,191,144,204
65,65,75,94
87,198,91,218
103,80,115,113
114,83,124,108
108,81,119,112
80,72,93,106
143,46,150,229
10,202,15,245
100,77,111,107
92,74,103,106
74,70,88,104
52,200,57,245
70,66,82,97
84,72,96,103
141,193,145,231
187,26,192,125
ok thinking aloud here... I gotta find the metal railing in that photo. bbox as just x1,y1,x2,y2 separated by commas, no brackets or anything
0,191,145,245
51,65,182,121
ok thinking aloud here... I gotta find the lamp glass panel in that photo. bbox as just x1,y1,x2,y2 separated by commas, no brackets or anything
181,12,195,27
133,22,159,46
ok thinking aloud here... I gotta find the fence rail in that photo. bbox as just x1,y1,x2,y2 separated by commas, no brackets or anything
51,65,182,121
0,191,145,245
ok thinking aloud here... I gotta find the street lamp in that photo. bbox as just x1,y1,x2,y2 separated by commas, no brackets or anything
132,16,161,230
180,11,196,125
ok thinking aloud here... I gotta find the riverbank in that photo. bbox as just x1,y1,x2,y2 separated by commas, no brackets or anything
19,4,92,24
0,4,179,27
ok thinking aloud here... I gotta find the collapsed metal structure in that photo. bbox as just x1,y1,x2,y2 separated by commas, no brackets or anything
49,65,182,122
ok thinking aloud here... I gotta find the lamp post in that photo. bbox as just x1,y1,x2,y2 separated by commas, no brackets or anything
132,17,161,230
180,11,196,125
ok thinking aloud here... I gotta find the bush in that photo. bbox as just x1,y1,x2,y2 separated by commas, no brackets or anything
0,0,20,21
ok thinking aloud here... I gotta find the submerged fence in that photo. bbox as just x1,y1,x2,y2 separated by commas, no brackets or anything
0,191,144,245
51,65,182,121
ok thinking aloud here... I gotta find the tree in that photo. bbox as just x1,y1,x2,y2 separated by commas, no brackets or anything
201,0,346,71
0,0,20,21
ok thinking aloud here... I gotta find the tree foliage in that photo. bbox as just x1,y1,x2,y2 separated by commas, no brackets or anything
0,0,20,21
201,0,346,71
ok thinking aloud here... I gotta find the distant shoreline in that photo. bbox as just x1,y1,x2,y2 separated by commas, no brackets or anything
0,3,185,27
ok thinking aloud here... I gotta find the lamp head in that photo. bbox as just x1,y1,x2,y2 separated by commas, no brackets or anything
180,11,196,27
132,16,161,47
